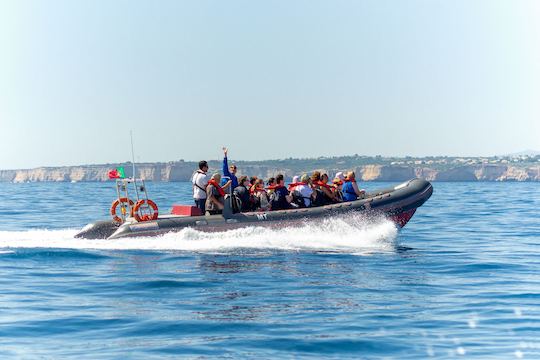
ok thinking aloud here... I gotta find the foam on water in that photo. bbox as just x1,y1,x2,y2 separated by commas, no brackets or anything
0,214,398,254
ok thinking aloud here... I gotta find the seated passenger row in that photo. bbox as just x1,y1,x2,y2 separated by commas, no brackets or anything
192,151,365,215
232,171,366,213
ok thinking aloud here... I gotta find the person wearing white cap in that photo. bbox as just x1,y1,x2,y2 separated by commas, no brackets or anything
331,172,346,200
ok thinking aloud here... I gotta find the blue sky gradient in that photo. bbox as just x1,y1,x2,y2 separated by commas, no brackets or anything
1,0,539,169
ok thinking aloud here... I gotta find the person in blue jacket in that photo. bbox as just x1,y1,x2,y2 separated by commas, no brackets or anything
222,147,238,189
341,171,365,201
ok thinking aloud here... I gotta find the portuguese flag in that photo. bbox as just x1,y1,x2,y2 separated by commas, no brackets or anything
108,167,125,179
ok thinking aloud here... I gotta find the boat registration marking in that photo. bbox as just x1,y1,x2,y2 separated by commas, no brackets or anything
129,221,159,232
256,213,268,221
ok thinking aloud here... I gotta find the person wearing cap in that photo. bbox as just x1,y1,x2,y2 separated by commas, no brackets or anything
222,147,238,189
288,175,301,192
191,160,209,214
334,172,345,183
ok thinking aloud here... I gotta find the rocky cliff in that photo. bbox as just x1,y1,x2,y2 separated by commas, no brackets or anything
1,162,539,182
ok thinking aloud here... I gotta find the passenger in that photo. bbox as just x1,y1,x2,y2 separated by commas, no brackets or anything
342,171,365,202
332,177,344,202
294,174,315,207
269,174,293,210
309,171,325,206
205,173,228,215
251,178,270,211
331,172,345,201
266,177,276,195
288,175,301,192
222,147,238,189
317,173,340,203
250,176,258,187
310,171,321,188
233,176,252,212
335,172,345,183
191,160,209,214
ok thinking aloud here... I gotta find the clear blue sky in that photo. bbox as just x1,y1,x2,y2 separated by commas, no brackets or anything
1,0,539,169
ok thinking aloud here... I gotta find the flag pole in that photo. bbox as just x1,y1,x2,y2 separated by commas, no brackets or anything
130,130,141,202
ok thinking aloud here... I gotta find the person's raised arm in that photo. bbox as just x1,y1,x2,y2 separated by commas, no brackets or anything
222,147,231,178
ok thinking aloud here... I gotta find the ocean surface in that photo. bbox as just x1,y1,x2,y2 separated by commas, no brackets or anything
0,181,538,359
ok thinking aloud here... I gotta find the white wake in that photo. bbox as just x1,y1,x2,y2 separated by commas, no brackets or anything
0,214,399,254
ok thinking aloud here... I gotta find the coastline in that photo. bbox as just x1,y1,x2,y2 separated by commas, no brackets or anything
1,156,539,182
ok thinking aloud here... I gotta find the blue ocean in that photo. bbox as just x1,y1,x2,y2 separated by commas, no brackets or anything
0,181,538,359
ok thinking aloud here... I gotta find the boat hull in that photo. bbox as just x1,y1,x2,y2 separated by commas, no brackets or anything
75,178,433,240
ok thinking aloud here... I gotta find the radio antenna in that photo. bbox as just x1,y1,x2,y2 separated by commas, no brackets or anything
130,130,136,180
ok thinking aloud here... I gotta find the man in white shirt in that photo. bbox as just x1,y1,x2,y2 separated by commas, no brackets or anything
191,160,209,214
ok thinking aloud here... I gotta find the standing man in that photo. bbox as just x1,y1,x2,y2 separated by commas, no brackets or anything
192,160,209,214
222,147,238,189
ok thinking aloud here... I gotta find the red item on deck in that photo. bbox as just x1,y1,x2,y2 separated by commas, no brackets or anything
171,205,202,216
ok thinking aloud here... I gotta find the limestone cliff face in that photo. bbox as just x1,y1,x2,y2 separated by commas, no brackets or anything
434,166,478,181
359,165,415,181
1,163,539,182
471,164,540,181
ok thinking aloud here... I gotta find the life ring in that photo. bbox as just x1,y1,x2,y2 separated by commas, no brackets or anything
110,197,134,223
132,199,159,222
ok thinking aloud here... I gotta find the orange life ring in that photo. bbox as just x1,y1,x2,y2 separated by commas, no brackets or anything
132,199,159,222
110,197,134,223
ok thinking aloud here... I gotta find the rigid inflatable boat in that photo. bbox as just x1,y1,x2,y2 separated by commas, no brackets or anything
75,178,433,240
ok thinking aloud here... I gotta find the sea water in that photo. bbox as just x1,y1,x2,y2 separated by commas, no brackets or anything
0,181,538,359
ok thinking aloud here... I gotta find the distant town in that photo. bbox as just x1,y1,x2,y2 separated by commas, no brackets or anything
388,154,540,169
226,153,540,170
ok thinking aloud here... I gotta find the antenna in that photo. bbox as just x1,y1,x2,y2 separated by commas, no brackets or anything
130,130,136,180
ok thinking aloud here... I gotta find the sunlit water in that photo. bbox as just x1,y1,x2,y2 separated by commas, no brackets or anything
0,181,538,359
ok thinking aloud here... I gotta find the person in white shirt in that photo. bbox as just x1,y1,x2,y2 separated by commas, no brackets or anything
191,160,209,214
295,174,315,207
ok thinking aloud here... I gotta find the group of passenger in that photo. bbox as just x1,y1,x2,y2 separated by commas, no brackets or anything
191,147,365,215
